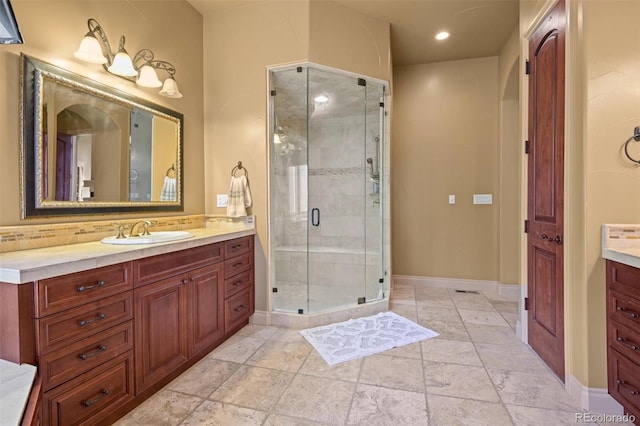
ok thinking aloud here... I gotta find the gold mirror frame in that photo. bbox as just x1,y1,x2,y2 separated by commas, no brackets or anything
20,54,184,218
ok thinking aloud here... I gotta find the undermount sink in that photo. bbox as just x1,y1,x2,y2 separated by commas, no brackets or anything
101,231,194,245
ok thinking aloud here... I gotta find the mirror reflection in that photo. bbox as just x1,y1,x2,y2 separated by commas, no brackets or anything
21,54,184,217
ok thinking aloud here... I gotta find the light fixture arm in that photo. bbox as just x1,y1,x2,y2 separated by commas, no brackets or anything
86,18,114,63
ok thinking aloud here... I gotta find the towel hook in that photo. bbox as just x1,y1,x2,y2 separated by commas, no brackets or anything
231,161,248,178
624,127,640,164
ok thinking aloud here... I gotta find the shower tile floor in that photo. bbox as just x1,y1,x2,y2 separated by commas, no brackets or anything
114,283,628,425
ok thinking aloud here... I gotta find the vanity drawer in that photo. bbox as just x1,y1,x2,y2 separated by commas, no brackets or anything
40,321,134,391
608,350,640,420
35,262,132,317
134,243,223,287
225,287,254,333
224,252,253,279
224,269,253,299
224,236,253,259
42,351,134,426
37,293,133,355
608,260,640,300
607,290,640,332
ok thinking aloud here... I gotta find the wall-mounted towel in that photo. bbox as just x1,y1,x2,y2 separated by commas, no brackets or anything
227,175,252,217
160,176,176,201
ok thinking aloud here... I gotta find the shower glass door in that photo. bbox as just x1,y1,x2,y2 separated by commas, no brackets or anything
270,65,386,315
306,68,366,313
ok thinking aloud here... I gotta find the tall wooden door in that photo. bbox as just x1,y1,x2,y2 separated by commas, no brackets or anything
527,0,566,380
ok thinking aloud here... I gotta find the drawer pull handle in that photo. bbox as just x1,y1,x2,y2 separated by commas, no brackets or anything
82,389,110,408
78,313,106,327
77,280,105,292
232,279,244,287
234,304,246,312
617,337,639,351
231,244,242,249
617,306,640,318
79,345,107,360
232,262,244,267
616,380,640,396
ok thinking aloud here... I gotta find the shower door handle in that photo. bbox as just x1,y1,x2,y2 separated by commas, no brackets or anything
311,208,320,226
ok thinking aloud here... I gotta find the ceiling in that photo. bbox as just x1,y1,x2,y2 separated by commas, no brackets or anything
188,0,519,66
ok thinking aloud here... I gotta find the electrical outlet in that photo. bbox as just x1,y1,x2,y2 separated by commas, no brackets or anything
216,194,228,207
448,195,456,204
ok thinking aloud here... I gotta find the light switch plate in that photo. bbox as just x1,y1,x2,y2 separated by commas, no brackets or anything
448,195,456,204
216,194,228,207
473,194,493,205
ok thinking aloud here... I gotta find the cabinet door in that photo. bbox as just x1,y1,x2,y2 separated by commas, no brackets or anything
188,263,225,356
134,277,188,394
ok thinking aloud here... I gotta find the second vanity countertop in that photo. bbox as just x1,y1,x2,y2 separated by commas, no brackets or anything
602,224,640,269
0,220,256,285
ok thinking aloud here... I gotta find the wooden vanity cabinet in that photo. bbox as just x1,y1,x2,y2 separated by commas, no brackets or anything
134,260,224,393
2,235,254,426
606,260,640,421
35,262,135,426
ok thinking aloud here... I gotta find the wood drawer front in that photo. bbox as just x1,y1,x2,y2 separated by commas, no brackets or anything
608,350,640,420
224,252,253,279
37,293,133,355
608,260,640,300
224,269,253,299
134,243,223,287
225,287,253,333
608,290,640,332
36,263,132,317
224,236,253,259
40,321,134,391
608,319,640,368
43,351,134,426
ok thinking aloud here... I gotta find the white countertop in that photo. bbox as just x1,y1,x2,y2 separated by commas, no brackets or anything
602,224,640,269
0,223,256,284
0,360,36,426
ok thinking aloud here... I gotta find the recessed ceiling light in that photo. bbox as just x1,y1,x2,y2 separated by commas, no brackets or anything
314,94,329,103
435,31,450,41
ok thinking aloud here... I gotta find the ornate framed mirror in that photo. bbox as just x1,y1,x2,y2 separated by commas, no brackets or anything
20,54,184,218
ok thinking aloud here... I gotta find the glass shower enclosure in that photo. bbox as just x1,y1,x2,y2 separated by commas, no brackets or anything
269,64,387,315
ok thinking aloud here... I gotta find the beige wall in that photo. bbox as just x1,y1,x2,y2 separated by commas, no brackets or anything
583,0,640,389
0,0,203,225
392,57,499,281
498,29,521,285
201,0,391,312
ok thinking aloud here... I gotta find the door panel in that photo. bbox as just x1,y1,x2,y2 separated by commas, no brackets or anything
527,0,566,380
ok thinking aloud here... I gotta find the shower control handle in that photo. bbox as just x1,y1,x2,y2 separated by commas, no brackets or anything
311,208,320,227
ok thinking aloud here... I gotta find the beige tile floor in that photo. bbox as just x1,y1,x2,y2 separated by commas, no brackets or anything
115,284,630,425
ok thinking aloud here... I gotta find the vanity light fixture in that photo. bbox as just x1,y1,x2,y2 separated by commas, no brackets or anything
435,31,450,41
74,18,182,98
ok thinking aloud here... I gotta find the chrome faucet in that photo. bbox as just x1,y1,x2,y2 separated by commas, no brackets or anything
129,220,152,237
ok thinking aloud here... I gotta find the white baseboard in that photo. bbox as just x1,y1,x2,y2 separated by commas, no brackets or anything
393,275,520,302
566,375,625,415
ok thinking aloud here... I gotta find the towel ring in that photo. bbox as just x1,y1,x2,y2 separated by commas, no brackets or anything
166,163,176,177
624,127,640,164
231,161,248,178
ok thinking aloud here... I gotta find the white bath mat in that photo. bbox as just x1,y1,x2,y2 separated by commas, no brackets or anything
299,311,439,365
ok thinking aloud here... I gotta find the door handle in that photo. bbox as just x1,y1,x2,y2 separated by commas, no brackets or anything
540,233,562,245
311,208,320,227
